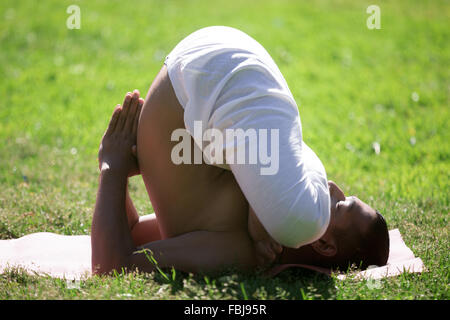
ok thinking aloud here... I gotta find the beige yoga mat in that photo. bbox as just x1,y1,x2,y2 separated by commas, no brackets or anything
0,232,91,280
0,229,424,280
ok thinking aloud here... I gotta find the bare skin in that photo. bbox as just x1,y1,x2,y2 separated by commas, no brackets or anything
91,65,379,275
91,67,256,275
136,66,250,240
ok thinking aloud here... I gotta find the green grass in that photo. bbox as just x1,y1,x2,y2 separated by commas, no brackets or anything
0,0,448,299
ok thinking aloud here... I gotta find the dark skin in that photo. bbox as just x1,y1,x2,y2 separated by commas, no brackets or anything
91,91,144,272
91,66,379,275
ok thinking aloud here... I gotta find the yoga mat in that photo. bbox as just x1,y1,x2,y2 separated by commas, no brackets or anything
0,229,424,280
0,232,91,280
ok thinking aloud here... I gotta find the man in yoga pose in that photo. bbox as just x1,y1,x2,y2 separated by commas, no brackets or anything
91,26,389,275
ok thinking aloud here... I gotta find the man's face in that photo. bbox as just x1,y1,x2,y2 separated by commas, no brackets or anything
327,181,378,236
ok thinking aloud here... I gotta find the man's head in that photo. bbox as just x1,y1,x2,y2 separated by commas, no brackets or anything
280,181,390,271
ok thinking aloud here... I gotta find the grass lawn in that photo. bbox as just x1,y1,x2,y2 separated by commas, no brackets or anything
0,0,448,299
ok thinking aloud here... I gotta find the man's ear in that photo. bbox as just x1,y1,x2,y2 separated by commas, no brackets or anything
311,237,337,257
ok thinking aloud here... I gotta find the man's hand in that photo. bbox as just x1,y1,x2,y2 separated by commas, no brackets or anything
98,90,144,178
248,206,283,267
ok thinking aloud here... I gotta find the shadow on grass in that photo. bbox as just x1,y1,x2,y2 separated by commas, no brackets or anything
152,266,337,300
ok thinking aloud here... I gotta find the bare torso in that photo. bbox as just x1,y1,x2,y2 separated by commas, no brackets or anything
137,65,249,239
92,64,286,275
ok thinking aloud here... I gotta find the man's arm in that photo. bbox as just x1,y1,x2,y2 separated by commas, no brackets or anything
92,90,255,275
127,229,256,274
91,169,134,274
126,181,162,246
92,90,145,274
125,182,139,230
92,166,256,275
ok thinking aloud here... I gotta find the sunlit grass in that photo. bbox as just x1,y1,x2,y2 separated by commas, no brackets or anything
0,0,448,299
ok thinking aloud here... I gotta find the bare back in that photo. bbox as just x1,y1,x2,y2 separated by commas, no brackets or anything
137,65,250,239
